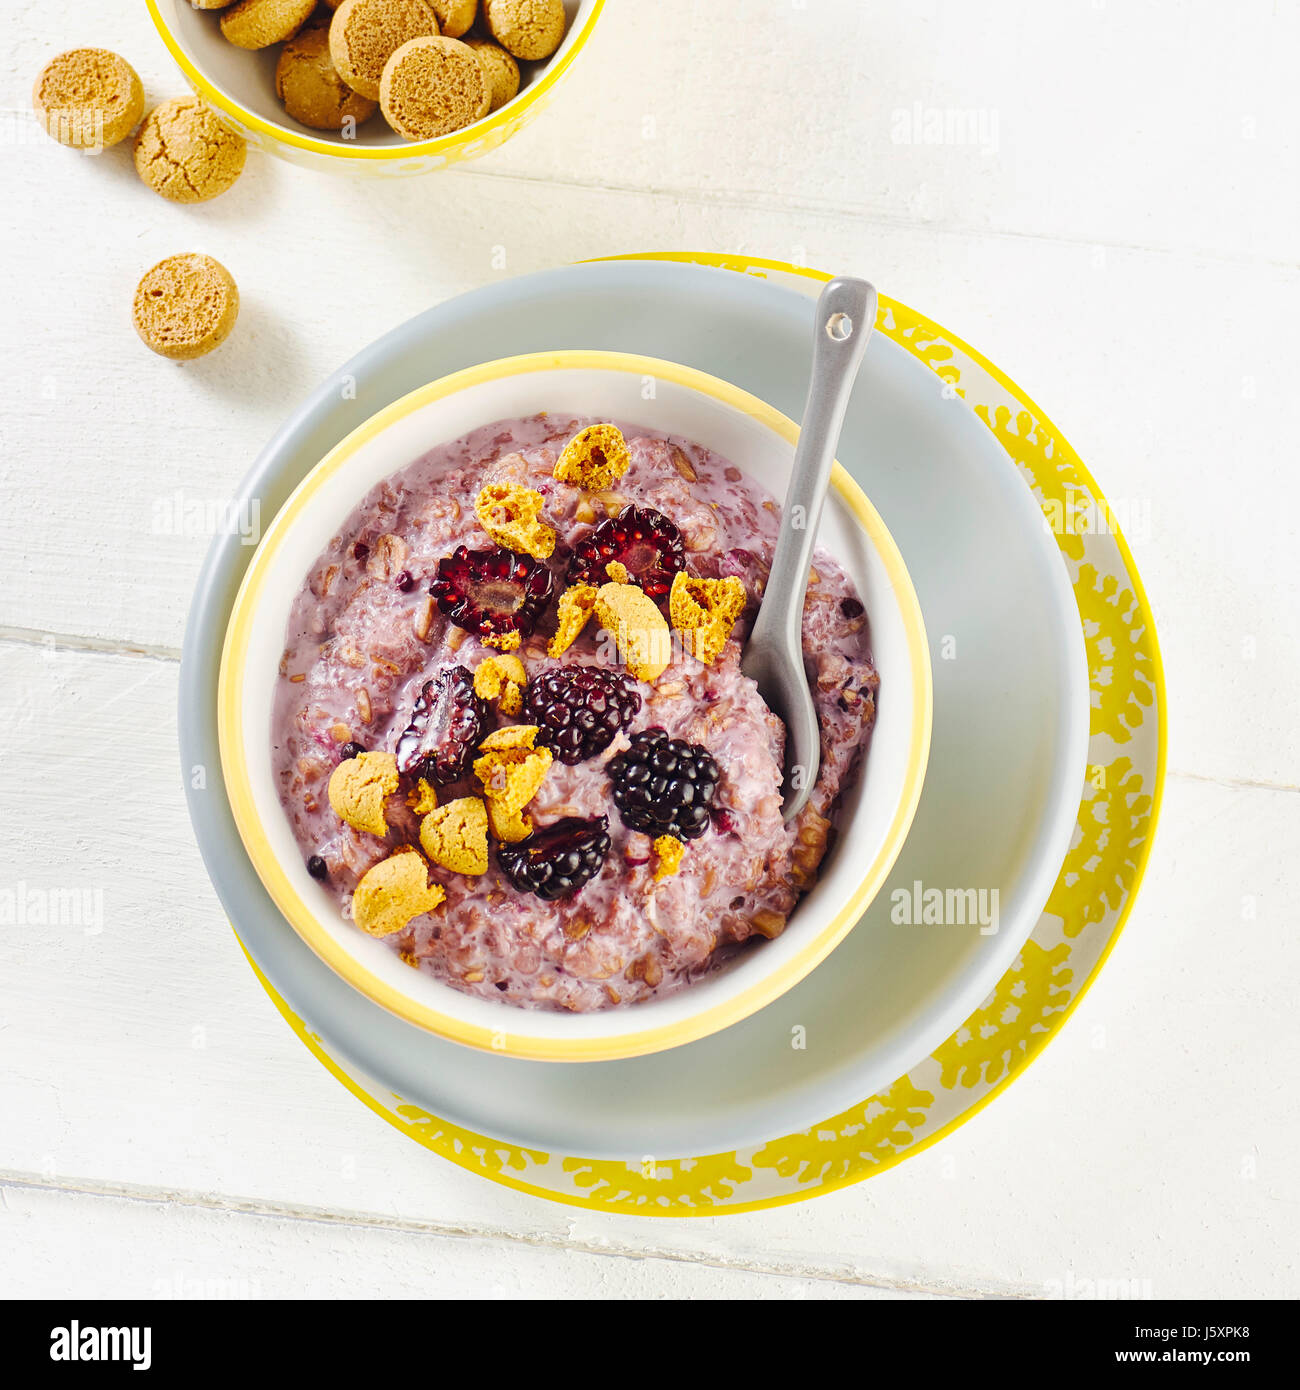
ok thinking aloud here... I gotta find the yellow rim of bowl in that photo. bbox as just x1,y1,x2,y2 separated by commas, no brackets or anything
145,0,606,162
218,350,933,1062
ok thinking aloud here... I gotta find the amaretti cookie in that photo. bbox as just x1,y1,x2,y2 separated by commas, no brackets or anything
483,0,565,62
221,0,317,49
132,254,240,361
430,0,478,38
463,37,519,112
329,0,442,101
32,48,144,150
276,20,378,130
379,35,490,140
134,96,247,202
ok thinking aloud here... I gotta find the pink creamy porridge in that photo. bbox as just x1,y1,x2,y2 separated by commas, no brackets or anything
271,414,879,1012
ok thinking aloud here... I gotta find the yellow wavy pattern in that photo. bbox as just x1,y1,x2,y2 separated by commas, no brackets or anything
932,939,1074,1089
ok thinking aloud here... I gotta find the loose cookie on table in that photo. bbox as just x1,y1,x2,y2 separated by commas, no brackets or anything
134,96,247,202
33,48,144,150
379,35,491,140
133,254,241,361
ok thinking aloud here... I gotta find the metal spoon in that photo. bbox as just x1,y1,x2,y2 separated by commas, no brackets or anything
741,276,877,821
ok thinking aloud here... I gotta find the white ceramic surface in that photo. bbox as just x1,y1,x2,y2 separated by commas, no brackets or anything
192,260,1089,1156
221,354,930,1060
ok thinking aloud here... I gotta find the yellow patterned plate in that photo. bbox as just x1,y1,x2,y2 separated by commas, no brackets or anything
230,254,1165,1214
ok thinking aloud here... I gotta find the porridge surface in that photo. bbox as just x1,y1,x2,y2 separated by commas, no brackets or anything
272,414,879,1012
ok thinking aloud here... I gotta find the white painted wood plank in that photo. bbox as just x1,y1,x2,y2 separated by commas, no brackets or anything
10,2,1293,262
2,640,1296,1298
0,191,1294,782
1,7,1296,788
0,1184,945,1300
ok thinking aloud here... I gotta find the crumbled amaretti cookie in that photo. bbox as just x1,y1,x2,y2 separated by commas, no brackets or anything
669,572,747,664
486,796,532,844
133,254,241,361
352,849,445,936
553,423,631,491
595,582,672,682
473,726,552,815
327,750,399,836
474,481,555,559
419,796,489,875
473,653,527,715
547,583,597,658
33,48,144,150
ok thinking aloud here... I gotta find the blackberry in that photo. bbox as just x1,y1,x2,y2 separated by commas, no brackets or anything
395,666,488,784
607,727,719,840
567,505,685,602
524,666,641,764
429,545,554,643
498,816,611,900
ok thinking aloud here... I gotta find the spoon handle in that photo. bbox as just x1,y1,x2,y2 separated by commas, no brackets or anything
749,277,877,659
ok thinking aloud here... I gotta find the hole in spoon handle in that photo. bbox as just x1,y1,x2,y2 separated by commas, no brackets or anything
825,312,853,341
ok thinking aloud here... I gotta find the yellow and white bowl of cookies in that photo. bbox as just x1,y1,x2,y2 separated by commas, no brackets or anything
146,0,604,175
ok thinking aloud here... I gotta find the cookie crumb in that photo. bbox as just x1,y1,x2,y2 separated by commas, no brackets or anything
474,653,528,713
652,835,684,880
406,777,438,815
474,733,551,815
487,797,532,843
547,583,597,657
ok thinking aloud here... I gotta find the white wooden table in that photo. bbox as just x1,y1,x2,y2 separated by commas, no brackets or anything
2,0,1296,1300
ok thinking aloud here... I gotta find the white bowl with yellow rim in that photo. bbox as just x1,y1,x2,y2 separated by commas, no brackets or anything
146,0,604,176
218,350,932,1062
